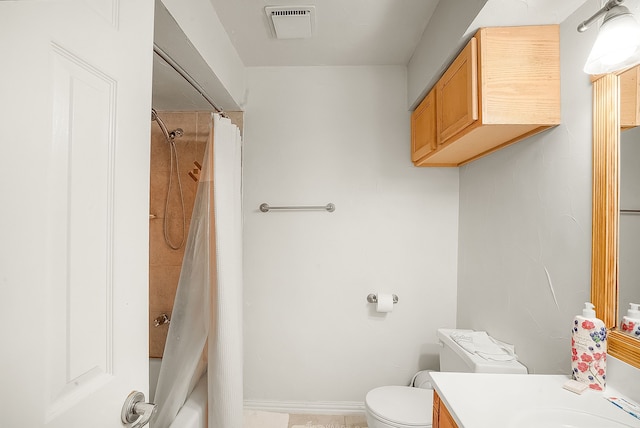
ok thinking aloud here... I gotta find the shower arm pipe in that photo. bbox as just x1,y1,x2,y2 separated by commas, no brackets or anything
153,43,225,115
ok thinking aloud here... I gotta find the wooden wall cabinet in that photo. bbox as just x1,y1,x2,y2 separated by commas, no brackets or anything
433,391,458,428
411,88,437,162
411,25,560,167
621,66,640,129
437,37,478,145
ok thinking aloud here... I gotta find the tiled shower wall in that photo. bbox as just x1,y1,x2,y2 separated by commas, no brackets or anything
149,111,210,357
148,111,243,358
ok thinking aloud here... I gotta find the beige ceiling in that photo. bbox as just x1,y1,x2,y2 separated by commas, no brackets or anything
207,0,440,66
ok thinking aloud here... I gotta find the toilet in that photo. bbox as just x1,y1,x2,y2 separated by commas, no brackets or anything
364,329,528,428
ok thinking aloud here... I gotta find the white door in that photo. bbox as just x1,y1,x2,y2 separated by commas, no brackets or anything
0,1,154,426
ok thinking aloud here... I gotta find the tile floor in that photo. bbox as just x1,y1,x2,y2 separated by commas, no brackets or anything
287,413,367,428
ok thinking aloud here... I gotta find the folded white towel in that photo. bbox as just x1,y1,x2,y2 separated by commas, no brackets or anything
449,331,516,362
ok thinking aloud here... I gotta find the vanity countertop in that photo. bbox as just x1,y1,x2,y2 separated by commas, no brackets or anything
429,372,640,427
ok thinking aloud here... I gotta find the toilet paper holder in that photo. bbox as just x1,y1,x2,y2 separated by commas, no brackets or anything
367,293,399,304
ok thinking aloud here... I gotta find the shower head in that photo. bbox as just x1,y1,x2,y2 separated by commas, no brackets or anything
152,109,171,142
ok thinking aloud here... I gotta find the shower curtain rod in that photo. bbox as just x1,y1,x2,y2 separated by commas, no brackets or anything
153,43,225,115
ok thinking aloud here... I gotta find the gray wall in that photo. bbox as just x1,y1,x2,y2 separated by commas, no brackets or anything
407,0,487,108
455,1,597,374
242,66,459,403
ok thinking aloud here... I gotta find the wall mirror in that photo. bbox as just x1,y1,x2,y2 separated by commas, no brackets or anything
620,120,640,323
592,66,640,369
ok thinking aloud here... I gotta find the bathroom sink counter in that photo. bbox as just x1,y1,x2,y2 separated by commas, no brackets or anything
429,372,640,427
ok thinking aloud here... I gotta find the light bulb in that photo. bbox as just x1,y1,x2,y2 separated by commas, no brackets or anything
584,6,640,74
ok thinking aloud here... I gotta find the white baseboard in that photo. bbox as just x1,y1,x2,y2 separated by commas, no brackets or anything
244,399,365,415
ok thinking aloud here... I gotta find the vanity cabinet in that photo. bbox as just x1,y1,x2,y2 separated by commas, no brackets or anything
433,391,459,428
620,66,640,129
411,25,560,167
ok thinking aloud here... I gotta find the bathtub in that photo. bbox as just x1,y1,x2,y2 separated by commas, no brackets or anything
150,358,207,428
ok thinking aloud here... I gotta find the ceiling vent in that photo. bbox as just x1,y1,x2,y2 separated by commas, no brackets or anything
265,6,316,39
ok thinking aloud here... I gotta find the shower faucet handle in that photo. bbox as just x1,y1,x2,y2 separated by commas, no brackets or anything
153,313,170,327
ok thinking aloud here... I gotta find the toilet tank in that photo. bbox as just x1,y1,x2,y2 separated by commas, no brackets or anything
437,329,528,374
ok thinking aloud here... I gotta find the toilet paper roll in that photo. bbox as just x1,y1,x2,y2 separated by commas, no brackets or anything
376,293,394,313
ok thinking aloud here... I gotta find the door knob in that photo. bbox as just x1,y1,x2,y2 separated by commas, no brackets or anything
121,391,157,428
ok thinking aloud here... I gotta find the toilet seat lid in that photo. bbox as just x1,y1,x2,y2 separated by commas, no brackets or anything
366,386,433,426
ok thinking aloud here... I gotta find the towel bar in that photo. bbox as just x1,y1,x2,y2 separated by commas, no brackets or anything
259,203,335,213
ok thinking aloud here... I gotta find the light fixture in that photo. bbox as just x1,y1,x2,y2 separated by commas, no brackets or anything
578,0,640,74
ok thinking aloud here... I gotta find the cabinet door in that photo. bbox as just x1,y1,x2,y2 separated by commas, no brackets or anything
433,391,459,428
411,88,437,163
437,37,478,144
439,402,458,428
433,391,441,428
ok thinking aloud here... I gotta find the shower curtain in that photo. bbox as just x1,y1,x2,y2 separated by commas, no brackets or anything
152,113,243,428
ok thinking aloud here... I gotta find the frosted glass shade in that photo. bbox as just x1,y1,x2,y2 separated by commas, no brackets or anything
584,7,640,74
